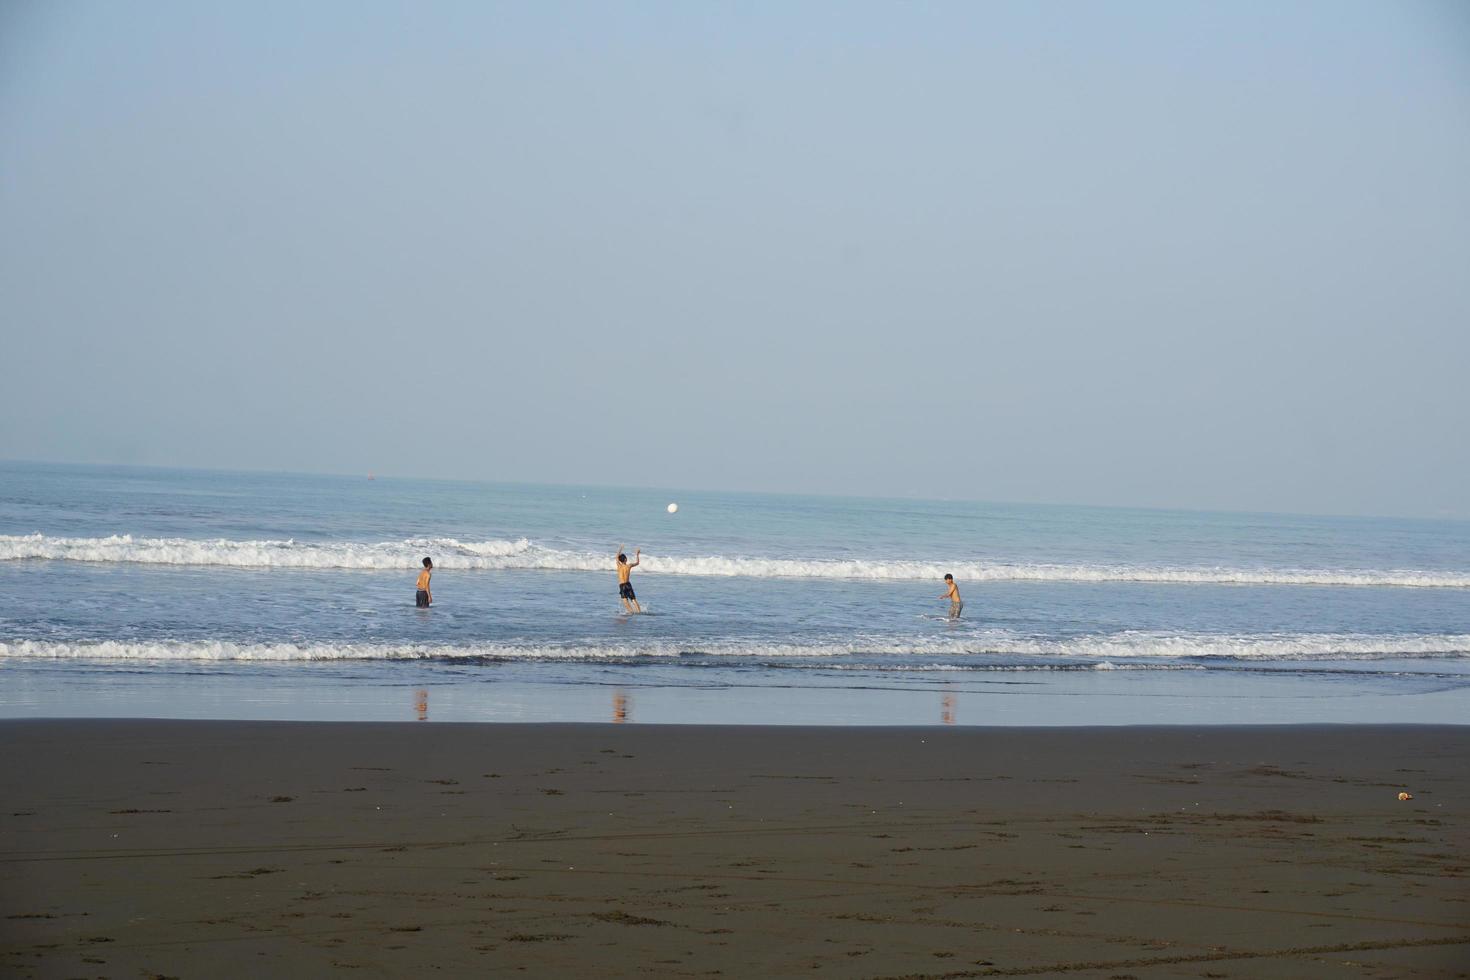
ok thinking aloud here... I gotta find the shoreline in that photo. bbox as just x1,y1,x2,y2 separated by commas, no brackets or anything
3,720,1467,975
8,716,1470,729
6,658,1470,727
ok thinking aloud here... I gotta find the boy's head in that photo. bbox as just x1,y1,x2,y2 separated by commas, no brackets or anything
617,553,627,564
943,573,953,581
422,557,433,568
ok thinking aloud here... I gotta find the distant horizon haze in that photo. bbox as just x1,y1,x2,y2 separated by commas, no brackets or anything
2,456,1464,525
2,1,1467,520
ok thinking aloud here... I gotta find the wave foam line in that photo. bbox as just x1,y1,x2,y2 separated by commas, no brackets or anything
3,533,1468,588
0,533,540,570
2,633,1467,663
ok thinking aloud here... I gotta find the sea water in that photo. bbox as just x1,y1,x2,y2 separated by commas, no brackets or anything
1,461,1467,725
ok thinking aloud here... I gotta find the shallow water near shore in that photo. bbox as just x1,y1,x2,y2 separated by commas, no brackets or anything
2,461,1468,725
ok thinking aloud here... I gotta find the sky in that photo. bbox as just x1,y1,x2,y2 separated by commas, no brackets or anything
2,1,1468,518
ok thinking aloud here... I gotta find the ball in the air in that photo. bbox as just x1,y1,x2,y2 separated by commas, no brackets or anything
667,503,678,514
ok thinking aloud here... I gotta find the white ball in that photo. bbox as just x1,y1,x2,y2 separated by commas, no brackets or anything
666,502,678,514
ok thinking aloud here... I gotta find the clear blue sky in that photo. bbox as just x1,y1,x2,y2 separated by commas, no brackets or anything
2,1,1467,517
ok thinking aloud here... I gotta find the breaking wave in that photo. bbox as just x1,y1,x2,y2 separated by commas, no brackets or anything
2,632,1466,664
2,533,1468,588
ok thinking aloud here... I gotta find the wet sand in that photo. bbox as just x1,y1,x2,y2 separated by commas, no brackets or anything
1,721,1466,978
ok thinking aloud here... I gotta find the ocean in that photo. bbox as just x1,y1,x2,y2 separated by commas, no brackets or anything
2,461,1467,725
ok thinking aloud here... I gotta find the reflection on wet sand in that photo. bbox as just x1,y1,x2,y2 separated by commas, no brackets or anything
941,690,956,725
613,689,630,723
414,688,428,722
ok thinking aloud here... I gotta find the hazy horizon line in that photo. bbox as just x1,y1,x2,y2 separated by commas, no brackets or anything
3,455,1463,526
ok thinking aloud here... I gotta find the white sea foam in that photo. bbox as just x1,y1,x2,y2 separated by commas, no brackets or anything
3,533,1467,588
2,633,1466,663
0,533,539,570
988,631,1470,661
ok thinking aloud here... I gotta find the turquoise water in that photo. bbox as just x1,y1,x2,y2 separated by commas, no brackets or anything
2,461,1467,724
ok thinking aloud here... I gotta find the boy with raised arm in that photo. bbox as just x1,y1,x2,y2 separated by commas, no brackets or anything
616,546,642,614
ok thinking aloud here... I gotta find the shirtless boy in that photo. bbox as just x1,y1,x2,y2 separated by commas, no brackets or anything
941,573,962,619
416,557,433,608
616,547,642,614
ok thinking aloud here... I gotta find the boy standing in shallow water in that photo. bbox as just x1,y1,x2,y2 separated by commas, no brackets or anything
941,573,962,619
416,557,433,608
616,547,642,614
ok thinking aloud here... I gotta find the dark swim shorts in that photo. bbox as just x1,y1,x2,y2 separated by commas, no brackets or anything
619,582,636,600
416,589,430,608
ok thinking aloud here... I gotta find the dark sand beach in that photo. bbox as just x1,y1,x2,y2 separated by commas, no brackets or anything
1,721,1466,978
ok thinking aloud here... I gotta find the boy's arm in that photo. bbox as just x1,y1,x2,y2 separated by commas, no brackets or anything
630,547,641,568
